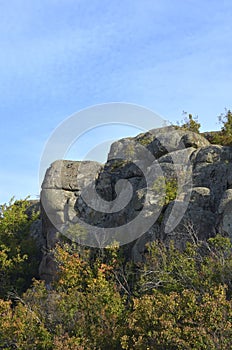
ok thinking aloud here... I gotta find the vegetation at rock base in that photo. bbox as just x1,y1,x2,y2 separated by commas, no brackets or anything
2,108,232,348
0,198,40,299
1,199,232,349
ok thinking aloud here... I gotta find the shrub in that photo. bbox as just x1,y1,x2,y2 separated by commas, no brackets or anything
179,112,201,133
0,198,40,298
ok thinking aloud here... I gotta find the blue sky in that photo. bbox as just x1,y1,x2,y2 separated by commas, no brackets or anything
1,0,232,203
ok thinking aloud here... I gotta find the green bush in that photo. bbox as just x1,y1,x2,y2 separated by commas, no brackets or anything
1,193,232,349
179,113,201,133
0,198,40,298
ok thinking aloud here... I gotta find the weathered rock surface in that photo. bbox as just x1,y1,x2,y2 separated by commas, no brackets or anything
39,127,232,279
108,126,210,161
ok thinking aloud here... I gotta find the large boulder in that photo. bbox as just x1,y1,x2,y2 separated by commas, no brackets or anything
39,127,232,281
218,189,232,240
108,126,210,161
39,160,102,279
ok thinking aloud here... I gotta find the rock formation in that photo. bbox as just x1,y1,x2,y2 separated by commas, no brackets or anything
39,126,232,282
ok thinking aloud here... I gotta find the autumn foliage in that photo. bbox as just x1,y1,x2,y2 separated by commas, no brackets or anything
1,199,232,350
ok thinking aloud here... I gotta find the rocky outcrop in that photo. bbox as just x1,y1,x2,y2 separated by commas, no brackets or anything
39,126,232,279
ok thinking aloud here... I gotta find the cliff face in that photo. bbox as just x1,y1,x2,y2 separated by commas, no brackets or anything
39,126,232,282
